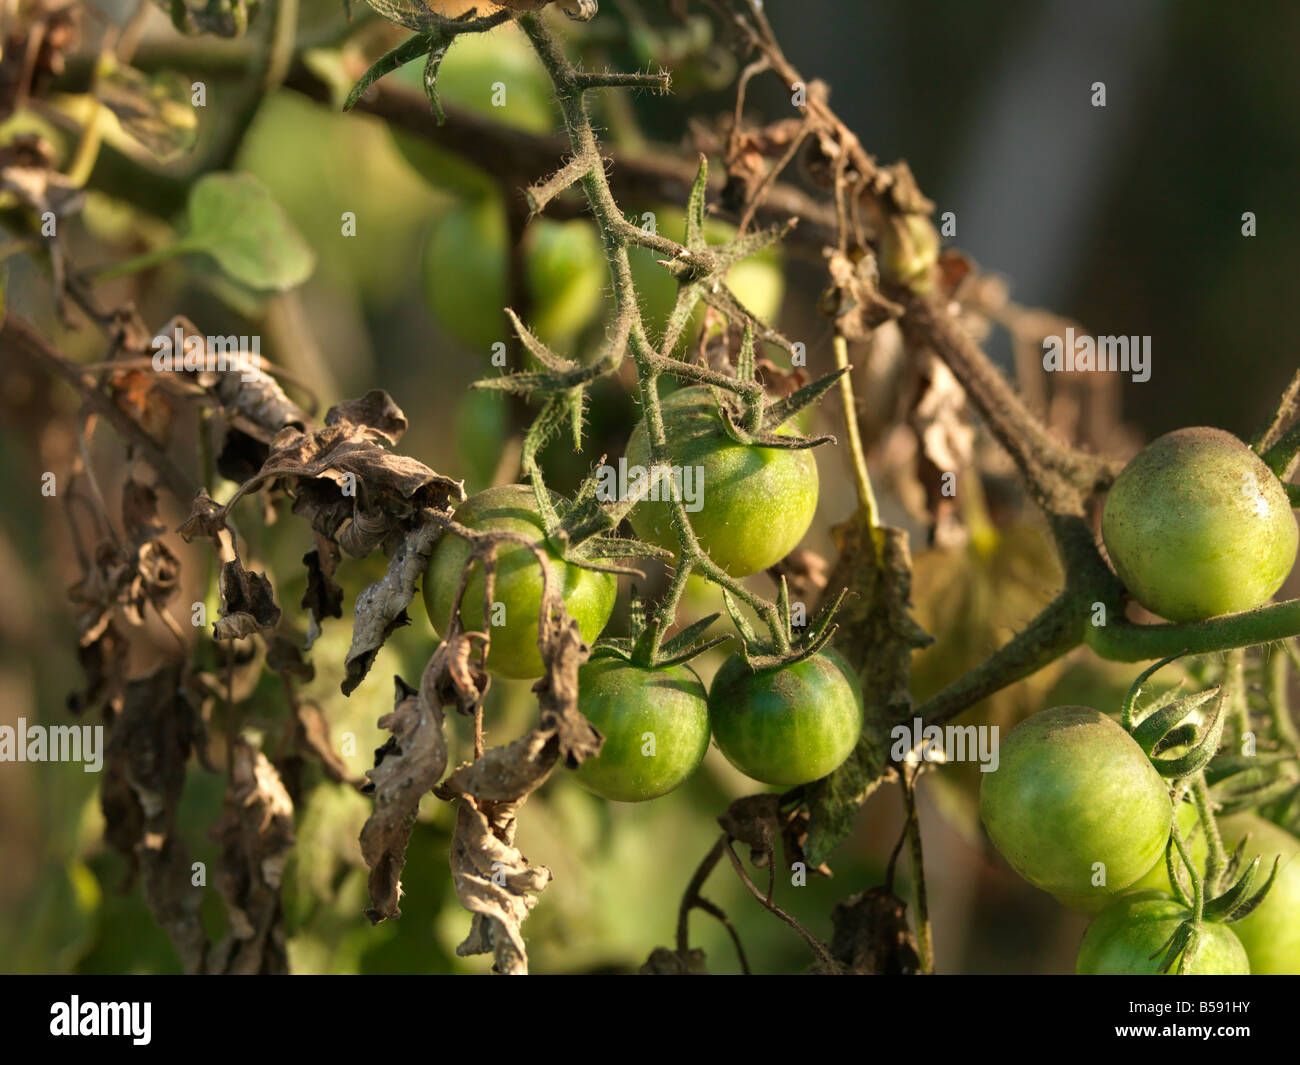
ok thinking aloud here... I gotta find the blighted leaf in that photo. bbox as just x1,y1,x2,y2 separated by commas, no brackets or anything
302,546,344,644
206,740,295,974
182,173,315,291
176,488,228,542
240,393,463,559
359,674,448,922
802,519,932,867
96,59,197,160
214,558,281,640
451,799,551,975
827,887,921,975
101,663,209,972
343,519,439,695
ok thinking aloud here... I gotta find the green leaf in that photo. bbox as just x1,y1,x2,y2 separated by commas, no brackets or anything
182,173,315,290
344,34,434,113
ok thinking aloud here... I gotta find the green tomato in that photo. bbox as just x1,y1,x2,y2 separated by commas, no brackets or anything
1076,891,1249,974
571,657,711,802
522,217,606,342
1102,427,1298,622
423,199,605,353
627,207,785,346
422,485,617,680
624,386,819,577
1217,814,1300,975
708,647,864,787
979,706,1172,901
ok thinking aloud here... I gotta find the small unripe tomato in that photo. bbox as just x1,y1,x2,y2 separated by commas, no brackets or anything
1102,427,1298,622
708,647,864,787
624,386,818,577
979,706,1172,902
422,484,617,680
1216,814,1300,975
571,657,711,802
1076,891,1249,974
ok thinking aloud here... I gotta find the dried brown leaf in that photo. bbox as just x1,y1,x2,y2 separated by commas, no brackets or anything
450,798,551,975
213,558,281,640
359,674,448,923
206,740,295,974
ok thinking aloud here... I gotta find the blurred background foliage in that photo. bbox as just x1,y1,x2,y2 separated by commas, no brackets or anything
3,0,1298,974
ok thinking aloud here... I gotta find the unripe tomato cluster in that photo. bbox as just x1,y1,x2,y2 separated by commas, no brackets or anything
422,394,862,801
980,705,1300,974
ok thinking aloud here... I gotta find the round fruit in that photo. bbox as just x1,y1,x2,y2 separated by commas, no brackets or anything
1076,892,1249,974
623,386,818,577
708,647,863,787
423,199,605,352
979,706,1172,901
879,213,940,292
1217,814,1300,975
422,485,617,680
572,657,711,802
1101,427,1298,622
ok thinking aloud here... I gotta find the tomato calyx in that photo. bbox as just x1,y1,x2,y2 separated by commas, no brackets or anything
593,586,731,670
1121,652,1226,779
702,325,846,451
721,576,848,672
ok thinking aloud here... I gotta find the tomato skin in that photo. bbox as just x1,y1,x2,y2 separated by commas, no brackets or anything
423,200,605,353
572,657,711,802
624,386,818,577
1102,427,1298,622
979,706,1172,901
1216,815,1300,975
708,647,863,787
1076,892,1249,975
422,485,617,680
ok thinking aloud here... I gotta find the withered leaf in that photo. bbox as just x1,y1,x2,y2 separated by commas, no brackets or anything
301,547,344,632
248,391,461,559
101,662,209,972
802,518,932,867
325,389,408,446
828,887,922,975
451,798,551,975
206,740,295,974
214,558,281,640
176,488,227,542
532,588,600,771
359,674,448,923
264,629,315,683
343,518,441,695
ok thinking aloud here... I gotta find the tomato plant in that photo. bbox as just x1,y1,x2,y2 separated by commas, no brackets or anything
1102,427,1299,622
707,648,864,787
422,484,617,679
979,706,1173,903
1076,892,1250,975
570,656,711,802
624,386,819,577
